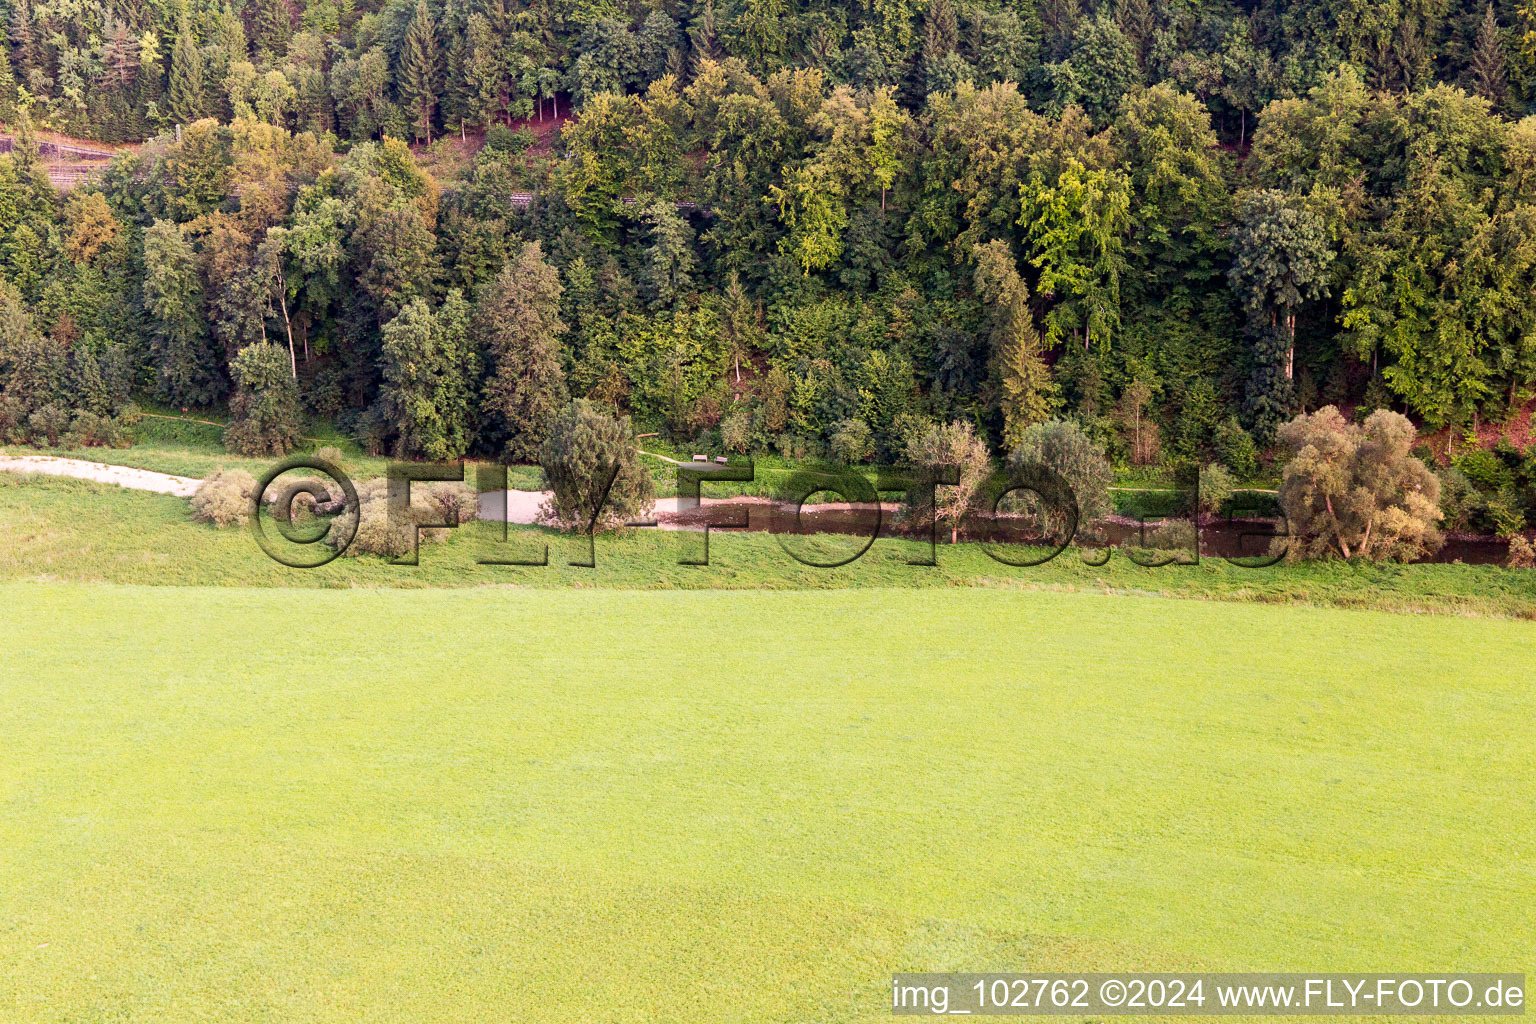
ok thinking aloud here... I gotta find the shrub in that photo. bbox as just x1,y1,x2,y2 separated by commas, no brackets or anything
27,402,71,445
483,123,535,155
720,409,752,454
1436,467,1479,532
1008,419,1113,525
1453,448,1511,492
313,445,349,471
1484,487,1527,538
0,396,26,443
1276,406,1442,562
1508,535,1535,570
421,480,479,528
1213,416,1259,479
829,418,875,463
65,411,128,448
191,467,257,528
328,477,479,558
1197,461,1234,518
539,400,655,531
904,419,992,543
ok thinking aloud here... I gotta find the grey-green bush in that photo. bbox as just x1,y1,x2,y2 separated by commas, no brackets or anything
191,467,258,528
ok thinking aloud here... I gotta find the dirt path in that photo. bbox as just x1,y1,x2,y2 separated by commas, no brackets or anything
0,454,199,497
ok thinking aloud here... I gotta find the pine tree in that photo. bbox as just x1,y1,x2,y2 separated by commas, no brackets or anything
1470,4,1509,107
923,0,958,62
166,7,209,125
720,272,762,382
7,1,40,86
398,0,441,143
102,18,141,93
1115,0,1153,67
13,105,40,178
639,201,697,308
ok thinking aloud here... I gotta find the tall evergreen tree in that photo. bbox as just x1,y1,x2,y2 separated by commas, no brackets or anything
252,0,292,59
973,240,1057,445
398,0,441,143
1469,4,1509,107
166,7,209,125
476,242,568,462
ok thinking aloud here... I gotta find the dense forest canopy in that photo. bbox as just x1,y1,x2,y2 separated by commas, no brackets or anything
1,0,1535,500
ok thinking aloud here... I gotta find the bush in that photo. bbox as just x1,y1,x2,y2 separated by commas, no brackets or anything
191,467,257,528
1276,407,1442,562
1507,535,1535,569
328,477,478,558
0,396,26,443
1436,467,1479,532
313,445,349,470
720,409,752,454
1484,487,1527,538
829,418,875,463
904,419,991,543
27,402,71,445
1213,416,1259,479
1198,462,1234,518
483,123,535,155
1453,448,1512,492
1008,419,1113,525
65,411,128,448
539,400,655,531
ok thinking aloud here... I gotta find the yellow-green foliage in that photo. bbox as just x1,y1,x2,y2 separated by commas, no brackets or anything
189,466,257,527
0,583,1532,1021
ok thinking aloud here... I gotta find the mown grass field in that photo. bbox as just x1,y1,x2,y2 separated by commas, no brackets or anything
1,583,1532,1022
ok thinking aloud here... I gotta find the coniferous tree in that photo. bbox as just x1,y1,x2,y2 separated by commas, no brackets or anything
398,0,440,143
0,46,18,125
689,0,724,62
224,341,302,455
252,0,292,60
477,242,568,462
166,7,209,124
639,201,697,307
1469,4,1509,107
378,291,478,459
143,219,224,406
973,240,1057,446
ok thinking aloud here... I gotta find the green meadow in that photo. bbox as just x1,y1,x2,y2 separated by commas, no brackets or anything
1,583,1532,1022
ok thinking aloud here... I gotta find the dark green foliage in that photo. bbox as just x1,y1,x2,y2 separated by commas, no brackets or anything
377,292,478,459
539,399,656,531
224,342,301,455
477,243,569,463
166,8,209,125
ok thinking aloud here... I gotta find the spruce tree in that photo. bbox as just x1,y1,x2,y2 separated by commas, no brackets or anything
1470,4,1509,107
0,41,16,123
476,243,568,463
252,0,292,60
166,7,209,125
973,240,1057,446
398,0,441,143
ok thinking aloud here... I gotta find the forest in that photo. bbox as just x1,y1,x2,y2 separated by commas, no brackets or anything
1,0,1535,539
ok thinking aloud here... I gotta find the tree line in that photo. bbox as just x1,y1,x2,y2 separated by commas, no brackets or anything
0,0,1534,545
